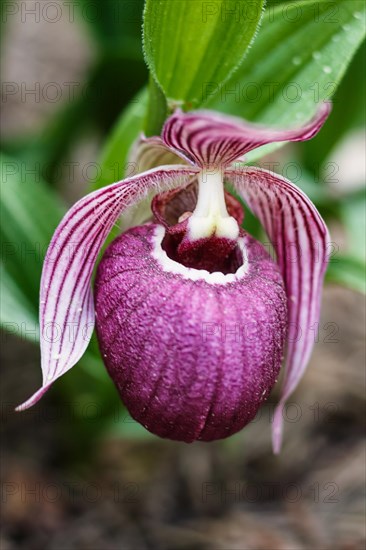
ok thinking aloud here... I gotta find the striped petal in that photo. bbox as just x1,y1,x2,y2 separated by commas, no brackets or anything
226,167,330,453
16,165,196,410
129,134,191,173
163,103,331,168
119,136,193,232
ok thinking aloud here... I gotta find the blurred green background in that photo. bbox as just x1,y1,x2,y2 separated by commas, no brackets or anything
1,1,365,548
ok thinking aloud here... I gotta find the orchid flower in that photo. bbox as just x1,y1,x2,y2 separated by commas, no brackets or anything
17,103,331,453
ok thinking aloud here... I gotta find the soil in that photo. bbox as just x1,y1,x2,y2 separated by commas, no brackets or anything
1,286,365,550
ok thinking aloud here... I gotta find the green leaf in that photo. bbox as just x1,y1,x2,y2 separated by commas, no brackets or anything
90,89,148,192
326,256,365,294
144,74,168,136
341,190,366,262
143,0,265,106
0,154,107,382
1,154,65,305
302,40,366,174
0,264,38,335
326,186,365,295
207,0,365,160
0,153,65,340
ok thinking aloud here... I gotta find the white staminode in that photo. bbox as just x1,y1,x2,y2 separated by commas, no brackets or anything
152,226,249,285
188,169,239,240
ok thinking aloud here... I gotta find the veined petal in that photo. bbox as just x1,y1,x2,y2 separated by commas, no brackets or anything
226,167,330,453
119,136,193,232
16,165,196,411
163,103,331,168
129,134,191,173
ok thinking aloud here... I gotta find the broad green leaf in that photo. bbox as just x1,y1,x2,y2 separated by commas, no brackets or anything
89,89,150,249
341,190,366,262
143,0,265,106
325,186,365,295
1,153,64,341
144,74,168,136
302,41,366,174
326,256,365,294
1,154,65,305
0,264,38,334
207,0,365,160
90,89,148,192
0,154,108,385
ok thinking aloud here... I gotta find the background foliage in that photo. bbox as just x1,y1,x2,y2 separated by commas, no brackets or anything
1,0,365,437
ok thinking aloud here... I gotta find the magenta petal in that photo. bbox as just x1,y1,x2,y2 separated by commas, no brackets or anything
94,224,287,442
16,166,195,411
163,103,331,168
226,167,330,452
121,138,196,232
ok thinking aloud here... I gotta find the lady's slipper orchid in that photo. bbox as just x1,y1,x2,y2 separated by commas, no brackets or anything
17,103,331,453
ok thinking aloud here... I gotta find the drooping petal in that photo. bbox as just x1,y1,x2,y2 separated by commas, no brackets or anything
119,135,194,232
226,167,330,453
163,103,331,168
94,223,287,442
16,165,197,411
129,134,191,173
